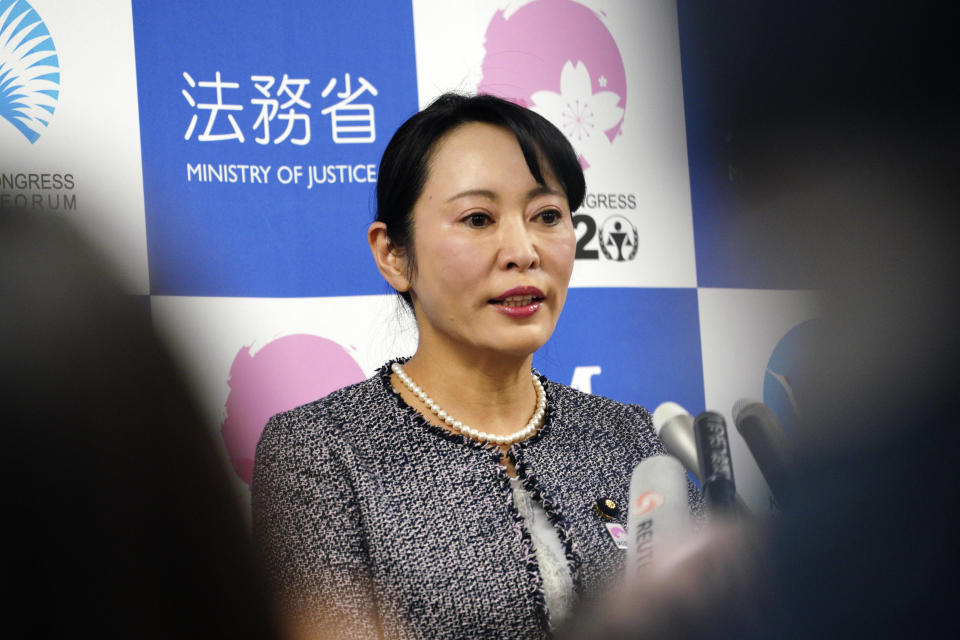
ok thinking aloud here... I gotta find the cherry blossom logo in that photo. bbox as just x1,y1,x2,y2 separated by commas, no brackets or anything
605,522,628,549
632,491,664,517
221,334,365,485
478,0,626,168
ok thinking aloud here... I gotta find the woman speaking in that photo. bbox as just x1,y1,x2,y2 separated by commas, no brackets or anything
253,93,701,639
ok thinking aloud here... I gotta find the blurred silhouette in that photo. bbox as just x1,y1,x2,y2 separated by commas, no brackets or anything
560,1,958,637
1,207,284,639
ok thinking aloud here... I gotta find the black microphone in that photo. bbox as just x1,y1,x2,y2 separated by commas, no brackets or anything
732,398,792,507
655,402,753,519
626,455,692,578
693,411,737,517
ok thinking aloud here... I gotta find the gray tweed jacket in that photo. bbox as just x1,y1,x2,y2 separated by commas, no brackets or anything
252,361,702,639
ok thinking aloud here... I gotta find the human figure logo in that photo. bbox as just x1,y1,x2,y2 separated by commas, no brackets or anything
598,214,639,262
0,0,59,144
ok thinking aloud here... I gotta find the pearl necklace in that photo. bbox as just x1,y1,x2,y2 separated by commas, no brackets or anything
391,362,546,445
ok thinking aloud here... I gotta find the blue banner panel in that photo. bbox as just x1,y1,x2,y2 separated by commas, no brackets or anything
534,287,705,415
132,1,418,296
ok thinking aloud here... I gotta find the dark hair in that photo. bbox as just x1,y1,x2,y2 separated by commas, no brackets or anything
375,92,586,308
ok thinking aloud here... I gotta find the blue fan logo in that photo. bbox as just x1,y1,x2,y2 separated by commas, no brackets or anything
0,0,59,144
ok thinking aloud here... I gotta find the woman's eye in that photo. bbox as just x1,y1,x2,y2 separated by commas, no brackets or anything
538,208,563,225
464,212,492,228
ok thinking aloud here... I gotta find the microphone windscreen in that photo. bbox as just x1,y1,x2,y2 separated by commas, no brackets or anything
732,399,792,504
627,455,692,578
652,401,686,435
652,401,701,483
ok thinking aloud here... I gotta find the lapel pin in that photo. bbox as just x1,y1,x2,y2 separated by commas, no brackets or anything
605,522,628,549
594,497,619,520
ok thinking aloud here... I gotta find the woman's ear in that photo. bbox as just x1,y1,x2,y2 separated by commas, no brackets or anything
368,221,411,293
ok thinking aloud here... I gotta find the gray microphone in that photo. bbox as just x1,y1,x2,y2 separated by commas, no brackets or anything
732,398,792,507
652,402,701,484
626,455,692,578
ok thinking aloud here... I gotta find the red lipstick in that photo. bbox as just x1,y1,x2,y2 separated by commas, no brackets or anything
489,286,545,319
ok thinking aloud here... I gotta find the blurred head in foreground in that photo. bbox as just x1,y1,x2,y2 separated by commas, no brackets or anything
560,1,957,636
1,207,283,638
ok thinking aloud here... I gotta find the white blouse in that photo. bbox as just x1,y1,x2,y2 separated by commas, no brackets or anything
509,476,575,628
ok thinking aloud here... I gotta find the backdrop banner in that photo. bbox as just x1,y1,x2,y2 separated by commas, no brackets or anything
1,0,819,516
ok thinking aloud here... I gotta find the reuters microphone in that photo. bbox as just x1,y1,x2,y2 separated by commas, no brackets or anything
626,455,692,578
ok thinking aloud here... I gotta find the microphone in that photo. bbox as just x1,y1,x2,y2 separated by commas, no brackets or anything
626,455,692,578
693,411,738,517
652,402,701,484
655,401,753,519
732,399,792,507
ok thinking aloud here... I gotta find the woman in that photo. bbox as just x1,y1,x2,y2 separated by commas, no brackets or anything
253,93,702,639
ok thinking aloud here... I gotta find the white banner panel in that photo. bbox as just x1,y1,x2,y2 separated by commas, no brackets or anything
0,0,147,292
150,293,418,507
412,0,696,288
698,287,822,513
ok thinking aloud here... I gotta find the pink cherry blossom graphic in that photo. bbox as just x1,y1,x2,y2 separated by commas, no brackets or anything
478,0,626,168
221,334,365,485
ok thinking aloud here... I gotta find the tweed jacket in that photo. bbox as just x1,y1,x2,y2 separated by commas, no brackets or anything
252,362,703,639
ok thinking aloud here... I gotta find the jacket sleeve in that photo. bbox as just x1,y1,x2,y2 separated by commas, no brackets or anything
252,412,382,639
